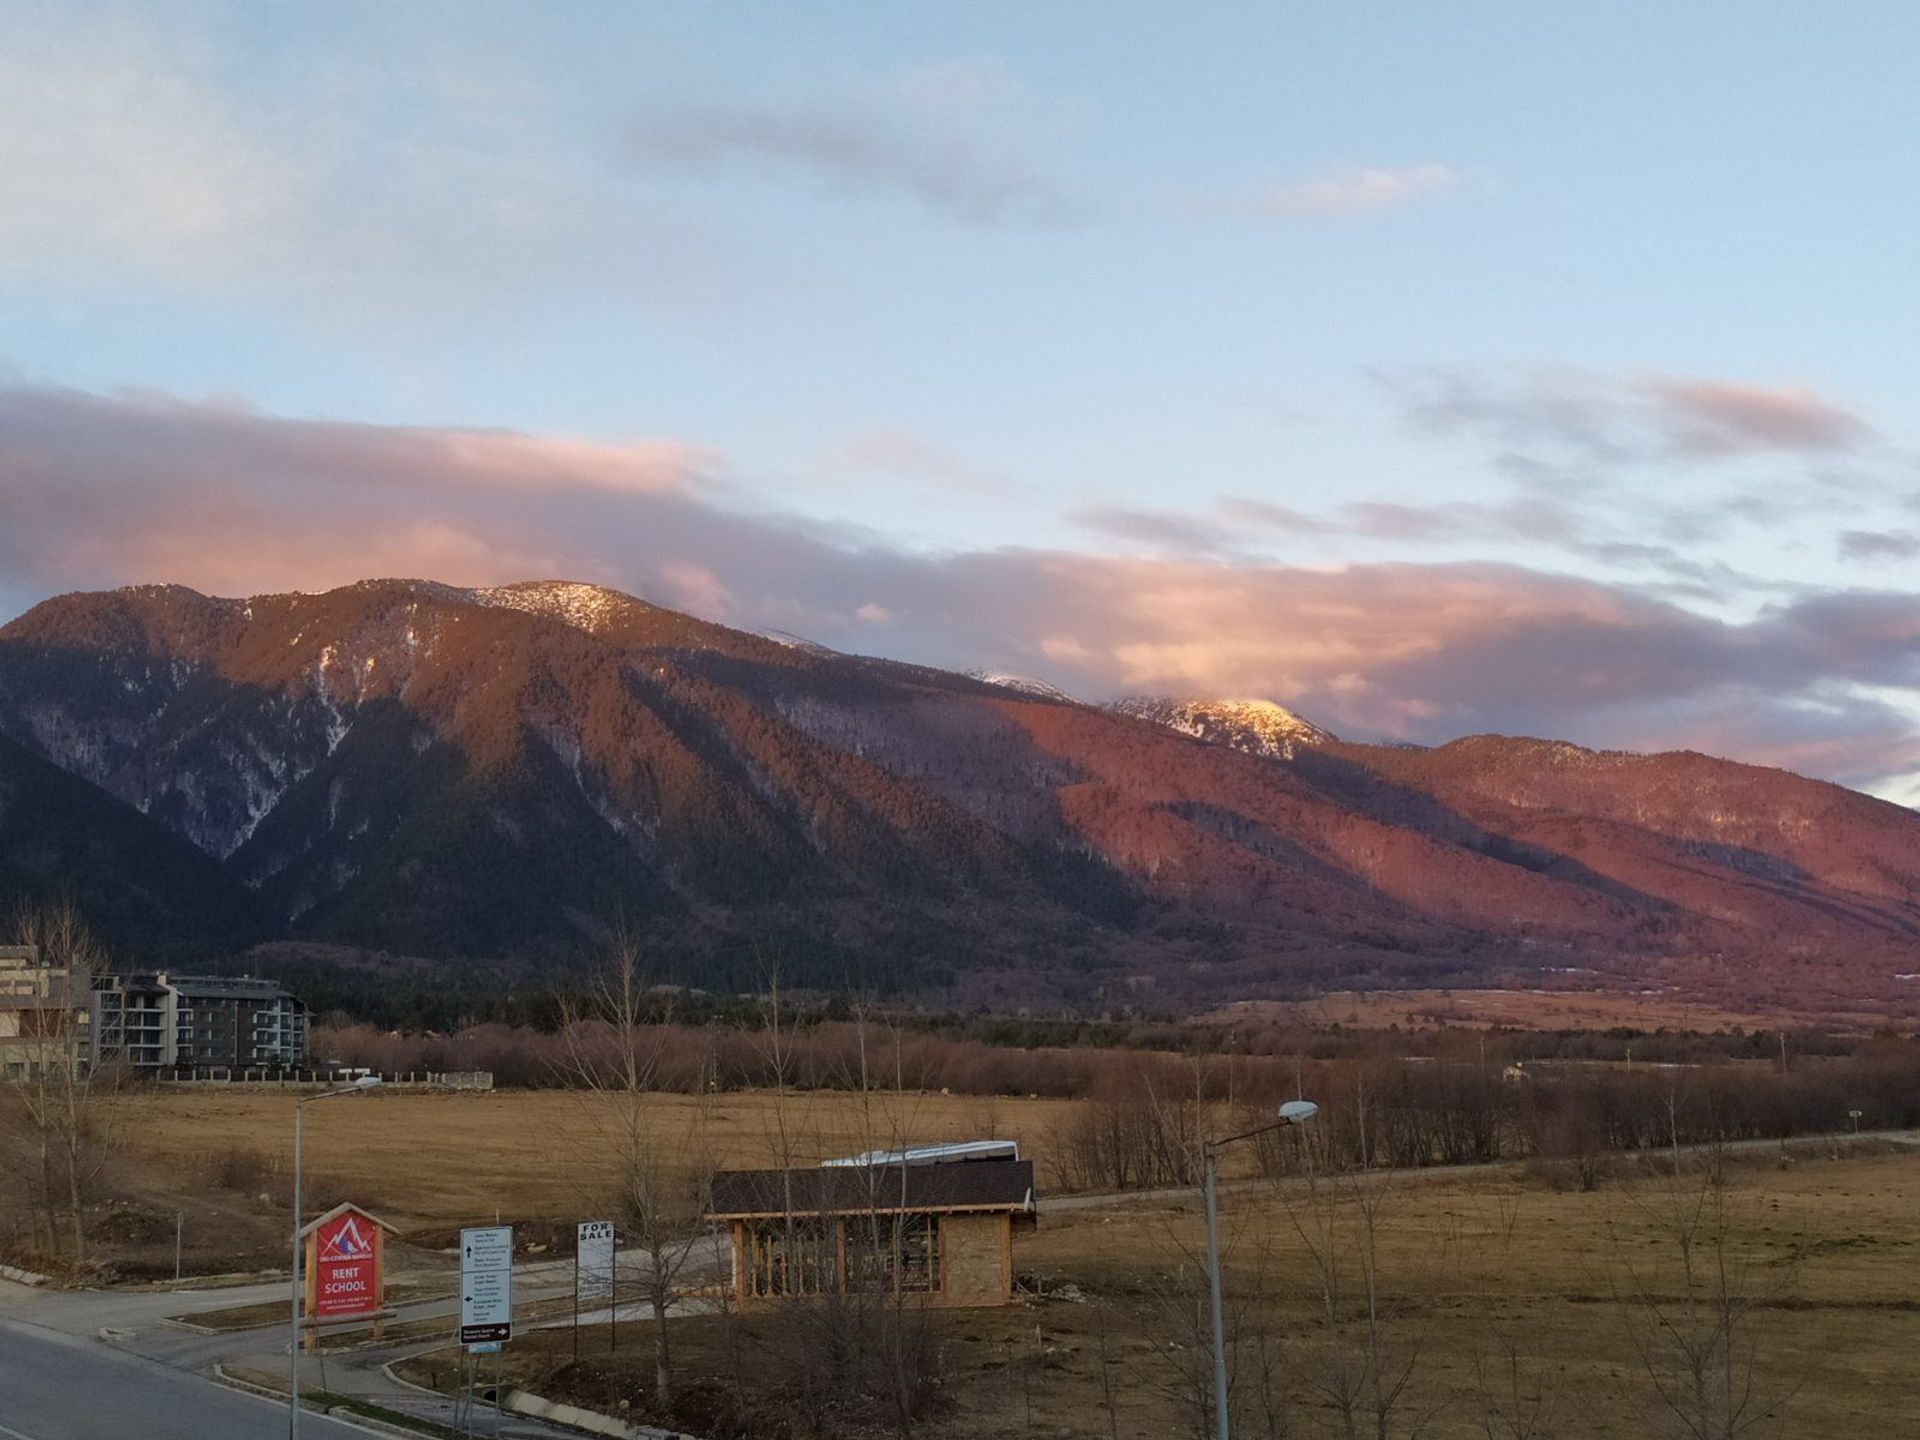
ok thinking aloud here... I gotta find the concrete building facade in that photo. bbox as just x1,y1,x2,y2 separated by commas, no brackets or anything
91,972,308,1071
0,945,92,1081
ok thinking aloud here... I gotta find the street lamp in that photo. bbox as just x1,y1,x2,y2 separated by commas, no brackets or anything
1205,1097,1317,1440
290,1075,381,1440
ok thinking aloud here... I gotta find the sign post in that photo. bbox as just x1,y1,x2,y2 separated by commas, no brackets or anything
575,1219,614,1359
459,1224,513,1348
299,1203,391,1351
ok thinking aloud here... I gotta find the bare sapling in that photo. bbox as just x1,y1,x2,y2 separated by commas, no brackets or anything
5,900,112,1264
554,929,705,1411
1613,1099,1794,1440
1280,1080,1432,1440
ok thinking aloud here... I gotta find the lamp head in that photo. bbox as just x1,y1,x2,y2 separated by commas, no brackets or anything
351,1075,382,1090
1277,1099,1318,1126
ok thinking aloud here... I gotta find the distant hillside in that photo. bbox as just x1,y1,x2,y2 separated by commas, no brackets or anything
0,731,269,956
2,578,1917,1014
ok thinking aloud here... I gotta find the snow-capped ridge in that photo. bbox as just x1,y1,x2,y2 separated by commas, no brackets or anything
1106,695,1334,759
966,670,1076,702
757,629,840,658
470,581,642,633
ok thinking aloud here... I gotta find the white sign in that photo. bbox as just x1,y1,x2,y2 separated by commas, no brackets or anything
577,1220,615,1302
460,1224,513,1347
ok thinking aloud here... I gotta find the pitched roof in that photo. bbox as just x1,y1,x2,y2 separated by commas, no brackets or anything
297,1201,397,1240
166,975,298,1001
707,1158,1036,1218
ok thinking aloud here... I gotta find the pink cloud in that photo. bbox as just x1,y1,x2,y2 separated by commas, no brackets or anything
1642,376,1874,456
7,381,1920,796
1382,365,1875,461
835,428,1020,495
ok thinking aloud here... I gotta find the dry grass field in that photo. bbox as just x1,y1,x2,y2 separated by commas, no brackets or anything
1206,988,1881,1033
101,1087,1083,1230
962,1147,1920,1438
97,1088,1920,1435
392,1138,1920,1439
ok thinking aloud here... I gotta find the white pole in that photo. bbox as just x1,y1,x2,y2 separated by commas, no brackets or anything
1204,1143,1229,1440
290,1102,302,1440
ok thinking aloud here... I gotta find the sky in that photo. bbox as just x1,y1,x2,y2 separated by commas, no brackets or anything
5,1,1920,797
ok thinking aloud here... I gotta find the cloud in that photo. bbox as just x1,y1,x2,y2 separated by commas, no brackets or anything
620,63,1084,226
1092,495,1583,554
1380,366,1876,462
8,382,1920,796
1339,498,1582,545
1215,498,1335,535
0,7,709,311
1071,506,1233,553
1238,164,1460,219
1644,378,1875,457
835,430,1021,496
0,9,294,283
1839,529,1920,563
0,385,705,498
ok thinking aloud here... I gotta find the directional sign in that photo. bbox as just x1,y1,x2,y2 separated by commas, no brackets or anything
459,1224,513,1347
577,1220,615,1302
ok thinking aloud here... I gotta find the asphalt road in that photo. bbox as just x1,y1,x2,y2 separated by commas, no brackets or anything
0,1313,377,1440
0,1250,701,1440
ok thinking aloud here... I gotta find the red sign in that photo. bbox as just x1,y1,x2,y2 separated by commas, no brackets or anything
311,1209,381,1319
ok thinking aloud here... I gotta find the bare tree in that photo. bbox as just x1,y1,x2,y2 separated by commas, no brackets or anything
1459,1190,1559,1440
554,930,705,1411
1615,1114,1792,1440
1281,1084,1431,1440
1142,1197,1293,1439
735,983,951,1439
5,900,110,1263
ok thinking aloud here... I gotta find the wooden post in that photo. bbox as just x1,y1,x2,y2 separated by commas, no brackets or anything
370,1225,385,1341
301,1228,318,1352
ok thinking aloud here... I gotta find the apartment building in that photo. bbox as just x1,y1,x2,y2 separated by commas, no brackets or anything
91,972,308,1071
0,945,92,1081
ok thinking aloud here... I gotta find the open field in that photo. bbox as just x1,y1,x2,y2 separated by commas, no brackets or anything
101,1088,1081,1231
49,1088,1920,1435
1207,987,1899,1033
405,1142,1920,1439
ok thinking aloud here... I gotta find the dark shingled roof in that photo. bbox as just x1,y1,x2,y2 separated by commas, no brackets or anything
708,1159,1036,1218
166,975,299,1001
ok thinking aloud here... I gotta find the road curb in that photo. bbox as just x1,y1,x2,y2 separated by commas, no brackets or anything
503,1387,697,1440
211,1363,452,1440
380,1359,450,1397
210,1364,286,1402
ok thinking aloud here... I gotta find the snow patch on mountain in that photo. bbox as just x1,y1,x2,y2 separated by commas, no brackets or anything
754,628,839,657
473,581,637,634
966,671,1076,702
1106,696,1334,759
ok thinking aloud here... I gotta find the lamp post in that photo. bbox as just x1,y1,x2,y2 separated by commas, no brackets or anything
291,1076,381,1440
1205,1097,1317,1440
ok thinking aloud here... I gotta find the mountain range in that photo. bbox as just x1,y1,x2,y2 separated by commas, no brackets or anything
4,578,1918,1016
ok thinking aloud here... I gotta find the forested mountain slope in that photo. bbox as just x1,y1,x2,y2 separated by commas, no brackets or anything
3,579,1915,1011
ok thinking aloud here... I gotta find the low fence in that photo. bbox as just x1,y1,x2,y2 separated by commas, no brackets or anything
155,1068,494,1090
